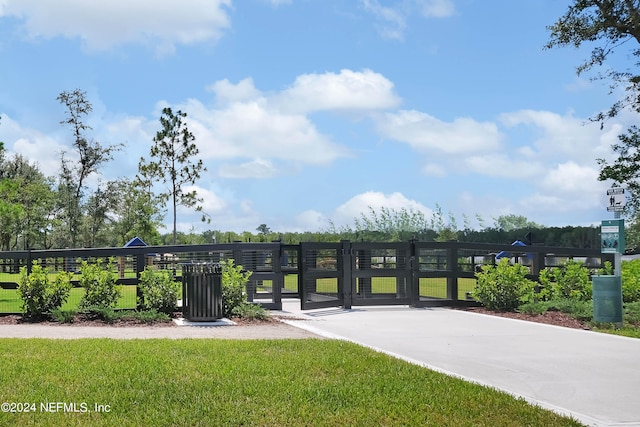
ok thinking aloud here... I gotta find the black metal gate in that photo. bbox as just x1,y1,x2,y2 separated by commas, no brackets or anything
299,241,414,310
351,242,413,306
299,242,346,310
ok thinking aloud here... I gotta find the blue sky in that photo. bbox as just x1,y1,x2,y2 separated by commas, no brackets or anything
0,0,632,234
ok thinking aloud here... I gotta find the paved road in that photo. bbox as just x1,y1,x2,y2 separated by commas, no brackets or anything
276,300,640,427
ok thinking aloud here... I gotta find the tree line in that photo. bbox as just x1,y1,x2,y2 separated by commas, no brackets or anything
0,90,205,250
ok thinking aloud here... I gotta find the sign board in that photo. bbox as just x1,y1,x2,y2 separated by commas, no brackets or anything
601,219,625,254
606,188,626,212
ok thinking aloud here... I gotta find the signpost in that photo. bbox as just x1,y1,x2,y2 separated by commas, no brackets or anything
606,187,625,212
597,188,626,324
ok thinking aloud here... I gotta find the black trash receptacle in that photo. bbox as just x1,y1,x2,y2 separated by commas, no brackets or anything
181,263,223,321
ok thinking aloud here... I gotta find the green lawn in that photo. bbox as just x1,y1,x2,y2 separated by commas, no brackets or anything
0,286,138,314
0,339,582,427
287,274,477,301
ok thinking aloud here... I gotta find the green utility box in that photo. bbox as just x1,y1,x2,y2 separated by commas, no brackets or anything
592,275,623,323
181,263,223,321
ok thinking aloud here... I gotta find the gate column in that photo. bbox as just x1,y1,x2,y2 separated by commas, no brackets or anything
341,240,353,309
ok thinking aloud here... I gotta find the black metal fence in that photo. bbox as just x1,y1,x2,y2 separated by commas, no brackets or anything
0,241,612,314
298,240,613,310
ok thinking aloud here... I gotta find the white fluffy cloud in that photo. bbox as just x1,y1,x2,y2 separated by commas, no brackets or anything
184,99,351,166
0,0,232,54
218,158,279,179
169,69,402,174
499,110,616,163
0,114,64,177
377,110,502,154
333,191,432,226
463,154,543,178
275,69,401,114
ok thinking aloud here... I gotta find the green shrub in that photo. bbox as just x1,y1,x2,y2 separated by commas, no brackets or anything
138,267,180,314
518,298,593,321
79,305,119,323
51,308,76,323
621,259,640,303
232,303,270,320
517,302,549,315
17,263,72,319
220,259,252,318
538,259,591,302
473,258,536,311
544,298,593,321
120,309,171,323
624,301,640,324
78,259,121,310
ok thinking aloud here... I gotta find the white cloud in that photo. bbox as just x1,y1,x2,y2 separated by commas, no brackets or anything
294,210,327,231
463,154,543,178
276,69,401,114
1,114,64,177
499,109,615,163
541,162,600,194
207,78,262,106
333,191,433,226
377,110,502,154
414,0,455,18
361,0,406,40
218,158,279,179
0,0,232,54
263,0,292,6
184,185,227,214
184,99,351,165
360,0,454,40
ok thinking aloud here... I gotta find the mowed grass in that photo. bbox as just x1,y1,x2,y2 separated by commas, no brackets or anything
0,286,138,314
0,339,582,427
285,274,477,300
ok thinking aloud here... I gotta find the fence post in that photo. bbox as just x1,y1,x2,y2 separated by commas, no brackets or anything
27,249,33,275
341,240,353,309
135,251,145,310
447,245,458,301
409,239,419,307
530,252,542,278
272,245,283,310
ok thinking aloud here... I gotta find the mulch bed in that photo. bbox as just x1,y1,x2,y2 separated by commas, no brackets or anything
0,312,281,327
0,309,591,330
456,307,591,330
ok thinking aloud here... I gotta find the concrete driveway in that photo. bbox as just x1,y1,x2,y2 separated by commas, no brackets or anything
277,300,640,427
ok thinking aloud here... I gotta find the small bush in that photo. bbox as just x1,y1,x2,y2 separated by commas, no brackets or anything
120,309,171,323
51,308,76,323
232,303,270,320
79,305,119,323
545,298,593,321
517,302,549,315
624,301,640,324
220,259,252,318
621,259,640,303
138,267,180,314
473,258,537,311
538,260,592,302
78,259,121,310
17,263,72,319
